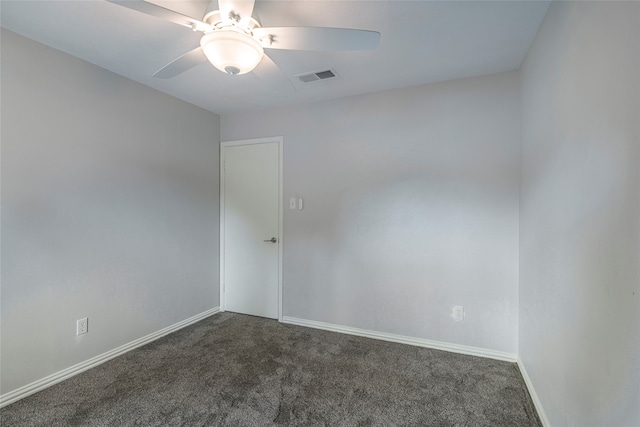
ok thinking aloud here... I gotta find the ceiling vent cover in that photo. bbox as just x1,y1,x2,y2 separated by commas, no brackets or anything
296,69,338,83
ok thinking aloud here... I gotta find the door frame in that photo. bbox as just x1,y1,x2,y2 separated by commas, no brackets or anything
219,136,284,321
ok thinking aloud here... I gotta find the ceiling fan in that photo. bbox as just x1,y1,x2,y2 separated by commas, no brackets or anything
108,0,381,92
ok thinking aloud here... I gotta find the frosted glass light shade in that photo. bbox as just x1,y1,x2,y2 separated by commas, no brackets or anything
200,30,264,75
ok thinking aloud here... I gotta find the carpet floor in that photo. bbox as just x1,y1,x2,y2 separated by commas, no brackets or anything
1,312,541,426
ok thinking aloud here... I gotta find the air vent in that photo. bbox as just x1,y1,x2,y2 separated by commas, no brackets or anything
296,69,338,83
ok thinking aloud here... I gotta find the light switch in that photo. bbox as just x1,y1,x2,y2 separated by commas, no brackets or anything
298,198,304,210
289,197,297,209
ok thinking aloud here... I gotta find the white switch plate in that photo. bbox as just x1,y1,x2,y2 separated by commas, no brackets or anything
289,197,297,209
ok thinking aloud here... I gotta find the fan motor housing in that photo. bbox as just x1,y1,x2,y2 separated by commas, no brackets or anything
203,9,261,31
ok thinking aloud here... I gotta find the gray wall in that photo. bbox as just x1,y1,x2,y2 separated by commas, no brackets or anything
519,2,640,426
1,30,221,394
222,71,521,353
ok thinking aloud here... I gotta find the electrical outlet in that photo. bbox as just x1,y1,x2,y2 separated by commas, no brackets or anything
451,306,465,322
77,317,88,335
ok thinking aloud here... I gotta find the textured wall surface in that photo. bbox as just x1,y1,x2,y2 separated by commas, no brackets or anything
1,30,221,394
519,2,640,425
222,71,521,353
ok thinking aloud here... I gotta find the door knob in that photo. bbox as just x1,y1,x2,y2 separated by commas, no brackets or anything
263,237,277,243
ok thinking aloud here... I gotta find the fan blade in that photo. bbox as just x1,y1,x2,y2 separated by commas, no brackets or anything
153,47,208,79
253,27,381,51
252,54,296,94
218,0,255,26
107,0,211,31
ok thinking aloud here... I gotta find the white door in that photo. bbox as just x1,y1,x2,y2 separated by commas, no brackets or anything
221,138,282,319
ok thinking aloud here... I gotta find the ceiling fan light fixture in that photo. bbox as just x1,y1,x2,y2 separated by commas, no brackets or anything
200,30,264,75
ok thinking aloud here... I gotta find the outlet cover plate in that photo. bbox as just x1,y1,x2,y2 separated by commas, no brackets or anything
451,306,464,322
77,317,88,335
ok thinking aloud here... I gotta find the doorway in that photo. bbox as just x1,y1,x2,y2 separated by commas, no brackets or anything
220,137,283,320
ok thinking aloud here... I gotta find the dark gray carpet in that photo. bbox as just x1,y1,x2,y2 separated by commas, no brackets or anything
1,312,541,426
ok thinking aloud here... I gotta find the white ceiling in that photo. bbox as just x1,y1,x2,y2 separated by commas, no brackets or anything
1,0,550,115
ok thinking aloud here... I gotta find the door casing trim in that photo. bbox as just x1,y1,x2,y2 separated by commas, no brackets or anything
219,136,284,321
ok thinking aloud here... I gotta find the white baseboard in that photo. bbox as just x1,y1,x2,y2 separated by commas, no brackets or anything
281,316,517,362
0,307,220,408
517,357,551,427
